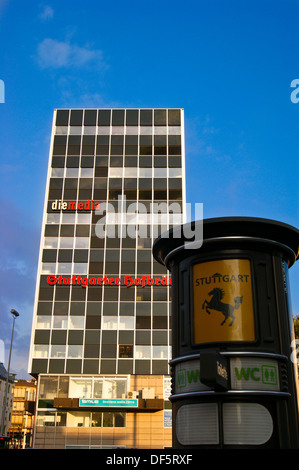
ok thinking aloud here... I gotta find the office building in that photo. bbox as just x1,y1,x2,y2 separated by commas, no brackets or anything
28,108,186,449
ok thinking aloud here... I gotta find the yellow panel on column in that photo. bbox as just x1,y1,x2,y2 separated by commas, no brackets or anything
193,259,255,343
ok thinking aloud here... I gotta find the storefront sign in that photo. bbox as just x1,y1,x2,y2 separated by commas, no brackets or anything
193,259,255,343
79,398,138,408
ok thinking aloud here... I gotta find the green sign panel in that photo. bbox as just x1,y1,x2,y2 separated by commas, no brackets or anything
175,360,209,393
79,398,138,408
175,357,280,393
230,358,279,391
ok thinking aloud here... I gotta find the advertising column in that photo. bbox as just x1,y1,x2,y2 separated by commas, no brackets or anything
153,217,299,449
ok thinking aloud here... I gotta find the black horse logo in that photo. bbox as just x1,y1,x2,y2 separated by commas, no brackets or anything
202,288,243,326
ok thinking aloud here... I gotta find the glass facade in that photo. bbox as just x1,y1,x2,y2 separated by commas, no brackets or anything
28,108,185,449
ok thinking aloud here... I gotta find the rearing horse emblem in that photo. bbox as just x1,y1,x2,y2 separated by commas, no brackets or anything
202,288,243,326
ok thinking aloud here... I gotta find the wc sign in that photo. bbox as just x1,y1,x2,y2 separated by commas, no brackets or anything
230,357,280,391
0,80,4,103
174,356,280,393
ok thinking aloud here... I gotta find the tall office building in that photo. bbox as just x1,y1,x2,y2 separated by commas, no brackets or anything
28,108,186,449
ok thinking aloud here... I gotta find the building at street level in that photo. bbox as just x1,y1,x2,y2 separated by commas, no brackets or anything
28,108,186,449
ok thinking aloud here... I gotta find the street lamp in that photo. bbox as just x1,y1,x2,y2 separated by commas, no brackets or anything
1,309,19,436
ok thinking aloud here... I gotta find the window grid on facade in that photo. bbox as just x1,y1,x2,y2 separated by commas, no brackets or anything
29,109,185,378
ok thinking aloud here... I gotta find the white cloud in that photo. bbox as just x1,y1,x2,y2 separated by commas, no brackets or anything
36,38,105,69
39,5,54,20
59,91,123,109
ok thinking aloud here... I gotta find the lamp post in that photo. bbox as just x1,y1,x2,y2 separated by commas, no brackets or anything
1,309,19,436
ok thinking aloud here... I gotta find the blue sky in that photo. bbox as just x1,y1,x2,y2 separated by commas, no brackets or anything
0,0,298,377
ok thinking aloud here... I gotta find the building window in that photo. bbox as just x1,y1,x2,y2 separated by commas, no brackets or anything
36,411,56,426
67,376,128,400
135,345,151,359
102,316,118,329
119,345,133,358
33,345,49,358
38,376,58,407
67,411,90,428
67,345,83,359
36,316,52,329
69,316,85,329
50,345,66,358
119,317,135,330
69,378,92,398
103,412,125,428
56,412,67,427
153,346,171,359
39,376,58,398
53,316,68,328
36,411,125,428
91,412,102,427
